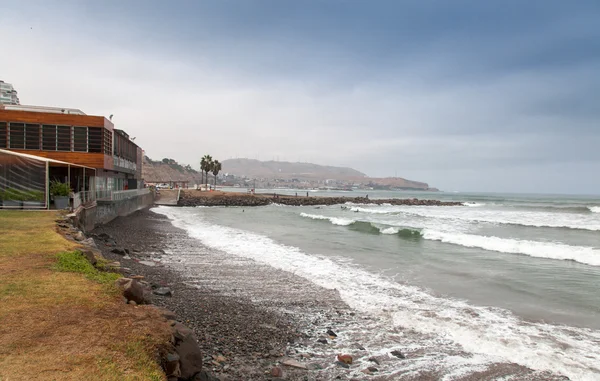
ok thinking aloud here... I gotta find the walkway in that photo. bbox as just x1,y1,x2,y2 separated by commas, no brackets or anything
154,189,179,206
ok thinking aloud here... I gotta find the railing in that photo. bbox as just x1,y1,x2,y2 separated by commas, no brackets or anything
72,191,96,210
96,188,150,202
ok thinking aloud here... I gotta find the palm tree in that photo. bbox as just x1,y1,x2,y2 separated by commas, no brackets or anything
211,160,222,188
200,155,212,189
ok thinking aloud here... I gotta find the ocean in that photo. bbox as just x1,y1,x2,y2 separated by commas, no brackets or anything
155,190,600,380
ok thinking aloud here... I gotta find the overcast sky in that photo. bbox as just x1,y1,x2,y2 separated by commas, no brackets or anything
2,1,599,193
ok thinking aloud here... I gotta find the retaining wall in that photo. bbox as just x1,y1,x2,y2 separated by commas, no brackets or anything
75,192,154,232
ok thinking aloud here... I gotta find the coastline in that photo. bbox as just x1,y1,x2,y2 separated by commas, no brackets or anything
92,207,572,381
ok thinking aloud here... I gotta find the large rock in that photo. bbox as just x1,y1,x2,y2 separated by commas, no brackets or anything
176,334,203,380
115,278,151,304
80,249,99,266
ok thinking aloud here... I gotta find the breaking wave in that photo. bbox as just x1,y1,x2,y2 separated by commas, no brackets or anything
301,213,423,238
422,230,600,267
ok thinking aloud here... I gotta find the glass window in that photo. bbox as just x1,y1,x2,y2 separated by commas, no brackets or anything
57,126,71,151
88,127,102,153
73,126,87,152
25,124,40,150
9,123,25,149
0,122,6,148
42,125,57,151
103,129,112,155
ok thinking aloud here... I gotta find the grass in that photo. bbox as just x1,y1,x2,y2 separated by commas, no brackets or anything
0,211,170,380
55,250,121,285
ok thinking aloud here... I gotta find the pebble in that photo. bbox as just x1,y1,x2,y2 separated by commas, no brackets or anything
391,350,406,359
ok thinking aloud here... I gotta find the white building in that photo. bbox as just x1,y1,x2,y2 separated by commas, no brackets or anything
0,80,20,105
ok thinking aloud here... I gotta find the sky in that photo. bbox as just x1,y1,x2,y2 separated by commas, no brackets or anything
1,0,599,193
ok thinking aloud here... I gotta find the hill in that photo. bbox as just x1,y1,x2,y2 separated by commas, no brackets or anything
221,158,366,180
142,156,203,184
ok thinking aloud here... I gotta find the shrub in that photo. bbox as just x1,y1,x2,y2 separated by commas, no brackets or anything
50,181,71,197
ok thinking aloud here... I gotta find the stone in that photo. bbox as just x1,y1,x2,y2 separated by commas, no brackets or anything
215,355,226,363
153,287,173,297
131,275,145,280
154,307,177,321
193,370,220,381
271,366,283,377
172,322,194,341
337,354,352,365
164,352,181,378
368,366,379,372
128,300,137,306
139,260,156,267
327,329,338,337
80,250,98,266
281,359,307,369
368,357,380,365
115,278,151,304
97,232,112,240
111,247,127,255
391,350,405,359
176,334,203,380
74,231,85,241
82,238,97,248
354,343,366,351
317,338,328,344
335,361,350,369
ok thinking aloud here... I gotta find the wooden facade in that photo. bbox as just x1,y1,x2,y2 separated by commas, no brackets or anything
0,109,141,180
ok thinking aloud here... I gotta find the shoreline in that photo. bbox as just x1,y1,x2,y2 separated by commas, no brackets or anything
177,190,463,207
91,207,571,381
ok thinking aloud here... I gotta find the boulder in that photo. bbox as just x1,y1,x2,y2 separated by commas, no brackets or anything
80,250,98,266
74,231,85,241
390,350,405,359
337,354,353,364
153,287,173,297
172,322,194,341
164,352,181,379
327,329,337,337
335,361,350,369
317,338,328,344
271,366,283,377
176,334,203,380
111,247,127,255
115,278,151,304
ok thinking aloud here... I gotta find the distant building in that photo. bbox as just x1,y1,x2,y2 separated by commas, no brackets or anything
0,80,20,105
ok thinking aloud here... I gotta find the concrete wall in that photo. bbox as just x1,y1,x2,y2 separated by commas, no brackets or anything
75,192,154,232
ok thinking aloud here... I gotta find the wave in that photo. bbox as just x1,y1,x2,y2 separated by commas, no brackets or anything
154,206,600,381
299,212,355,226
463,202,485,207
590,206,600,213
301,213,423,238
422,230,600,267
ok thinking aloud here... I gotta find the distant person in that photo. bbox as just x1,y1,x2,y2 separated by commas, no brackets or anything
366,194,369,199
306,191,309,197
295,192,298,197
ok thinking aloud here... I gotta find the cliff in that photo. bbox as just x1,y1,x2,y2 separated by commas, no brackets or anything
221,158,366,180
142,157,203,184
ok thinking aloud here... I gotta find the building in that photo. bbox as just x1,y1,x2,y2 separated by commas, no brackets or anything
0,104,143,202
0,80,20,105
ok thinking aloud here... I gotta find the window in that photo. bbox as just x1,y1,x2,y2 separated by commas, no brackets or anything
42,125,57,150
88,127,102,153
25,124,40,150
9,123,25,149
73,126,87,152
57,125,71,151
0,122,6,148
103,129,112,155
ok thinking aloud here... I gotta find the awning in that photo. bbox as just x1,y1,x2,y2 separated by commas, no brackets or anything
0,149,96,170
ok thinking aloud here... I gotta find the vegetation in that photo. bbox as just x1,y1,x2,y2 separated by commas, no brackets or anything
49,181,71,197
212,160,222,186
200,155,224,188
0,211,169,380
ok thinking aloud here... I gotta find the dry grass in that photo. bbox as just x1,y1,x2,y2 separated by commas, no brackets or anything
0,211,170,380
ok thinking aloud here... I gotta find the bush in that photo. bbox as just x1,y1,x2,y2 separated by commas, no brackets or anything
54,251,121,285
50,181,71,197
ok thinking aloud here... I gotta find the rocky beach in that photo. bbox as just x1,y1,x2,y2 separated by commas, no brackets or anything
89,206,572,381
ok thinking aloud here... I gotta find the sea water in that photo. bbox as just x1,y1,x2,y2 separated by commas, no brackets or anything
155,191,600,380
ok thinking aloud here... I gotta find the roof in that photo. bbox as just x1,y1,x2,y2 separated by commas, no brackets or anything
1,104,86,115
0,149,97,170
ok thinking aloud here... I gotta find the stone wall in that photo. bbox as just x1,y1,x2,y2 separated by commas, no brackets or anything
75,192,154,231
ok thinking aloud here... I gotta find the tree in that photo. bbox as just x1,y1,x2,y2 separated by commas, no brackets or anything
200,155,213,188
211,160,222,188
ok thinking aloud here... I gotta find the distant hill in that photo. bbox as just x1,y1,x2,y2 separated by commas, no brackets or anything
221,158,367,180
142,156,203,184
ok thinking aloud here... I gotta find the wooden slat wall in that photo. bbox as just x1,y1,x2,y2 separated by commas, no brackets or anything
9,149,107,169
0,110,107,127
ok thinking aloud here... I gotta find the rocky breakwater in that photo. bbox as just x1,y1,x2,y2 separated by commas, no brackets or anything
177,191,463,207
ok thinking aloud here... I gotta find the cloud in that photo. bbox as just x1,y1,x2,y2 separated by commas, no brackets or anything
1,1,599,193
